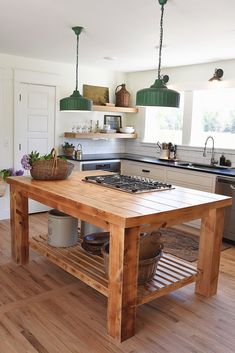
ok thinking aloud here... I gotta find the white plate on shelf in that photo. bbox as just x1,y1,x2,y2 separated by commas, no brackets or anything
120,127,135,133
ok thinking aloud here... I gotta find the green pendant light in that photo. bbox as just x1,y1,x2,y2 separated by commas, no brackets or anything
60,26,92,111
136,0,180,108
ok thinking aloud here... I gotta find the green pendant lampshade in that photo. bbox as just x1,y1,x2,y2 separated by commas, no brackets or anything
136,0,180,108
136,78,180,107
60,26,92,112
60,90,92,111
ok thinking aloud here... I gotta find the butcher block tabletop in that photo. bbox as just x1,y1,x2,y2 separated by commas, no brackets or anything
7,170,231,228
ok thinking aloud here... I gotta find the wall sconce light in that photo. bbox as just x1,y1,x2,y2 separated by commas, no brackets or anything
209,68,224,82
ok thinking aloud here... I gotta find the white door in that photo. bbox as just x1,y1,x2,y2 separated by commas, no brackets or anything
14,83,56,213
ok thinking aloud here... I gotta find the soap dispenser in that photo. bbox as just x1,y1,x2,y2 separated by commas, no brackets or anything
75,143,83,160
219,154,226,166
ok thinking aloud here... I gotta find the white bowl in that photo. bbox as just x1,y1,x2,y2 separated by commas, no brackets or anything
120,127,135,133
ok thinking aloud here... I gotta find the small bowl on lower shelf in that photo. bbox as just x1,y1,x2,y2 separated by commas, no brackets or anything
81,232,110,255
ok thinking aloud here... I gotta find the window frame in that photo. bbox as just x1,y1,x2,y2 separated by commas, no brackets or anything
141,86,235,151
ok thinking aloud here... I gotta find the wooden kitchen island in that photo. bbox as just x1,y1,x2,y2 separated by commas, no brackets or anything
7,171,232,342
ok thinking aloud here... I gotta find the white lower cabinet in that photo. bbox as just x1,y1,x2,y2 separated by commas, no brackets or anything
166,168,216,228
122,160,217,229
165,168,216,193
121,160,165,181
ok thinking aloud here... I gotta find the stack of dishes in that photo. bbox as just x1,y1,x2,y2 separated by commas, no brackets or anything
120,126,135,133
81,232,110,255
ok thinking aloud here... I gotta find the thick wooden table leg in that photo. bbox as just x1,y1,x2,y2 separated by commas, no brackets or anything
107,224,140,342
10,185,29,264
195,208,225,297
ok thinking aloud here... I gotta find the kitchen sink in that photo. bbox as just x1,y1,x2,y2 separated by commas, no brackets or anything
176,162,230,170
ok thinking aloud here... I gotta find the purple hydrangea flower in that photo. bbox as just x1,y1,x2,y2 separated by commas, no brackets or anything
15,170,24,176
0,168,24,181
21,154,31,170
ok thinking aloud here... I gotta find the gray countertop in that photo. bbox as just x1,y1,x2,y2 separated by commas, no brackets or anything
65,153,235,177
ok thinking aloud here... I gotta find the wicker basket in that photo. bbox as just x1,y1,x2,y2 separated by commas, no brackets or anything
0,178,7,197
102,242,163,285
30,149,74,180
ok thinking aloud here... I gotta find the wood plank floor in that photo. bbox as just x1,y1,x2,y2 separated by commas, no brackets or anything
0,213,234,353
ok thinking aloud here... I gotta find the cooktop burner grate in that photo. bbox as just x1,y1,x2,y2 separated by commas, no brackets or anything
83,174,173,193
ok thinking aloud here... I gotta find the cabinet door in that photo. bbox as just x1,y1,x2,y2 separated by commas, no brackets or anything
166,168,216,228
121,160,165,181
166,169,216,192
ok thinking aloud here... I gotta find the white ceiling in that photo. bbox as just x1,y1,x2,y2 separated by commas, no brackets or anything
1,0,235,72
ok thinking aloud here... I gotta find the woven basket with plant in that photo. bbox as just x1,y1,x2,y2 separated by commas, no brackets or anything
21,149,74,180
62,142,75,157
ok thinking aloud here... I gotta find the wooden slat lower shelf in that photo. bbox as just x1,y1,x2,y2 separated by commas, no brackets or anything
137,253,200,305
30,235,108,296
30,236,200,306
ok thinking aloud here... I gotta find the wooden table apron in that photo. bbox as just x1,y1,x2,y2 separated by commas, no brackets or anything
7,172,232,342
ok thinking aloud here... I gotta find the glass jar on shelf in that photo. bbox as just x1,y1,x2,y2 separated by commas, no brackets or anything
76,124,82,133
72,122,76,132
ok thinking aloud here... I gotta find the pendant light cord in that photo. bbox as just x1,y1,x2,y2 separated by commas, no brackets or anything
158,4,164,79
75,33,79,91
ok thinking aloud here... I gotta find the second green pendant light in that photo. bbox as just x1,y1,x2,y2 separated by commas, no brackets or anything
136,0,180,108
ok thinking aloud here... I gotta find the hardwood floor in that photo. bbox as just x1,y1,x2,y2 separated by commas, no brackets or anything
0,213,234,353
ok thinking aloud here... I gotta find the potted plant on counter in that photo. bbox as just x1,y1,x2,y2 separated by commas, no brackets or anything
0,168,24,197
62,142,75,157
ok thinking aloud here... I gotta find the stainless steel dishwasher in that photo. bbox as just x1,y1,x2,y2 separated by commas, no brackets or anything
215,176,235,242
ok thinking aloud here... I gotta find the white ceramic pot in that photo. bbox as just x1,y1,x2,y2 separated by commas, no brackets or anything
48,209,78,247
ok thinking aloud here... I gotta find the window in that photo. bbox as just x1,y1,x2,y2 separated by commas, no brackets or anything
191,88,235,148
143,93,184,144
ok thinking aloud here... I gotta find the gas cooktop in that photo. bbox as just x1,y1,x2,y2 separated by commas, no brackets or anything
83,174,173,193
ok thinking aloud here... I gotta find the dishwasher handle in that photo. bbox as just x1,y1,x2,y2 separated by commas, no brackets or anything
216,177,235,186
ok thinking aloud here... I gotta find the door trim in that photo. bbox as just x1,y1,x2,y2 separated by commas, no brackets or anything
14,69,61,86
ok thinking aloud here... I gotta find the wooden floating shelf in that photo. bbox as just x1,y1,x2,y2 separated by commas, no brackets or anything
64,132,137,139
30,235,200,305
93,105,138,113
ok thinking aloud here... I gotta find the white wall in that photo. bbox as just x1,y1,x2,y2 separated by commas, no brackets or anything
0,53,127,219
126,59,235,98
125,59,235,161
